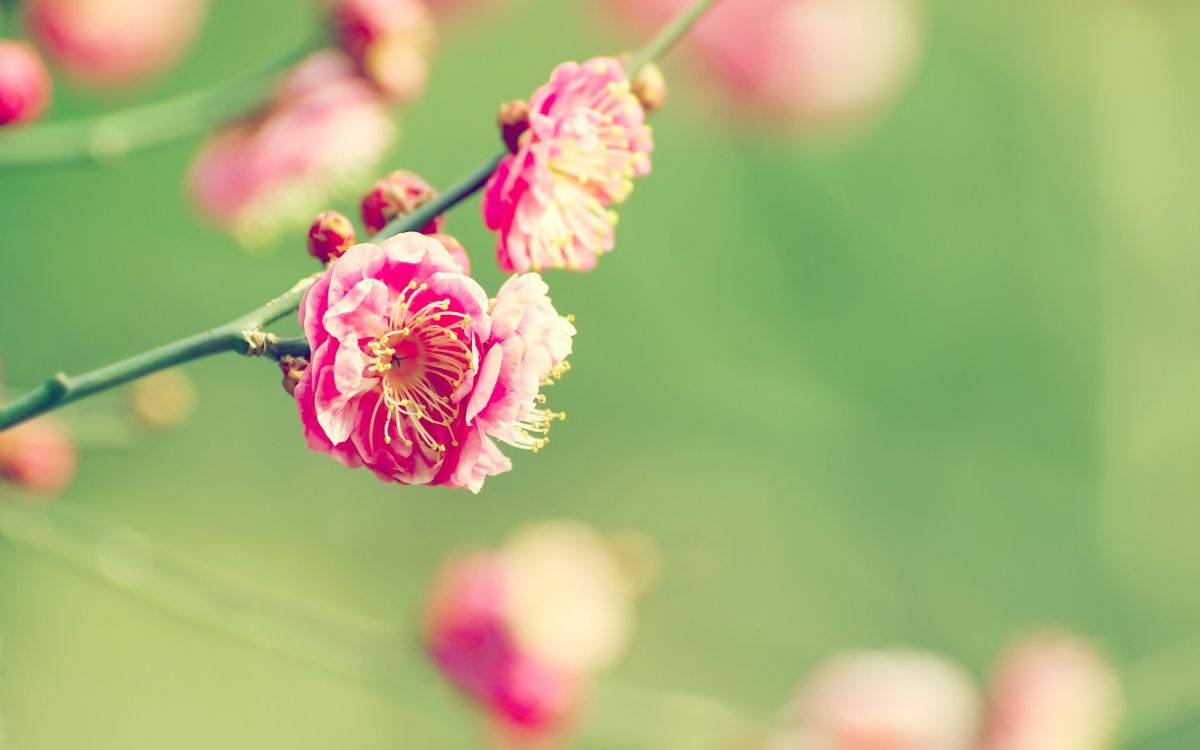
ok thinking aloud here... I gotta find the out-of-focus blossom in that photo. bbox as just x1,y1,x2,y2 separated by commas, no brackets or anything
602,0,921,129
984,633,1122,750
482,56,653,273
330,0,436,103
424,521,638,743
308,210,358,264
465,273,574,454
294,232,493,489
789,650,981,750
630,61,667,114
0,417,76,494
360,169,444,234
188,49,396,247
27,0,205,88
130,369,197,428
0,41,52,126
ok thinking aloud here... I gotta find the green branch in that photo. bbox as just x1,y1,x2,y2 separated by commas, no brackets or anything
0,0,717,432
0,40,319,167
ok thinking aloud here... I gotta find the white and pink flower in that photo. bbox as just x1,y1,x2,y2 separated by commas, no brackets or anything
482,56,653,273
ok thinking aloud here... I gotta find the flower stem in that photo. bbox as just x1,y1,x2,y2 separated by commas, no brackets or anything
0,40,319,168
0,276,318,431
624,0,718,76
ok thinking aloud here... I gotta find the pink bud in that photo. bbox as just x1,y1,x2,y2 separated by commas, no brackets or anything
307,210,357,264
278,355,308,397
984,632,1122,750
0,41,52,126
429,233,471,275
331,0,435,103
0,418,76,494
360,169,444,234
27,0,206,88
497,99,530,154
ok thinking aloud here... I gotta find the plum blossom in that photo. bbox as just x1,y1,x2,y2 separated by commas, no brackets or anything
984,633,1122,750
294,232,492,488
424,521,637,743
27,0,205,88
0,41,52,126
331,0,436,103
601,0,921,129
188,49,395,247
482,56,653,273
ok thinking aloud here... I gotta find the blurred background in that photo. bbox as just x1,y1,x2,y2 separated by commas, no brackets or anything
2,0,1200,747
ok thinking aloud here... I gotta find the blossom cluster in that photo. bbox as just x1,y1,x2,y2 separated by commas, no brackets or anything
759,633,1122,750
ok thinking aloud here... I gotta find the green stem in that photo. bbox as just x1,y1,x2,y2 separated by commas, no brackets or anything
373,151,505,242
624,0,718,76
0,276,317,431
0,40,319,167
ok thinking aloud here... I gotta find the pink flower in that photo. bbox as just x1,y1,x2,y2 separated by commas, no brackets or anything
0,418,76,494
788,650,981,750
601,0,921,129
27,0,205,88
465,273,574,452
424,554,583,743
188,49,396,246
0,41,52,126
294,232,494,489
424,522,636,743
331,0,436,103
482,56,653,273
984,632,1122,750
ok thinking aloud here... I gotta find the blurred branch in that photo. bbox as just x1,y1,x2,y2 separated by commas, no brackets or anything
0,40,320,167
623,0,716,75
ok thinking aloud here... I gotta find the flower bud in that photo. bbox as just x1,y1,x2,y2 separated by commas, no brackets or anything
307,210,357,264
279,355,308,397
429,233,470,275
27,0,205,88
497,98,530,153
0,41,52,126
360,169,444,234
631,62,667,114
0,418,76,494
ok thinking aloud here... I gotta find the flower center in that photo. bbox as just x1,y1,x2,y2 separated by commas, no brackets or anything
366,281,475,455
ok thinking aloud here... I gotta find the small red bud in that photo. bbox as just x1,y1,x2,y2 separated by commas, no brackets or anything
0,417,75,494
307,210,356,264
631,62,667,114
279,355,309,397
361,169,444,235
0,41,52,126
497,99,530,154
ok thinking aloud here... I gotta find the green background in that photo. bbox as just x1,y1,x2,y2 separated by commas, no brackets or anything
2,0,1200,747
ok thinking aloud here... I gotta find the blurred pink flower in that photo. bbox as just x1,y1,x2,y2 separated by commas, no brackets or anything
466,273,574,453
0,41,52,126
188,49,396,247
27,0,205,88
0,417,76,494
602,0,921,129
424,522,636,743
788,650,981,750
331,0,436,103
425,553,583,743
482,56,653,273
984,632,1122,750
294,232,493,489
